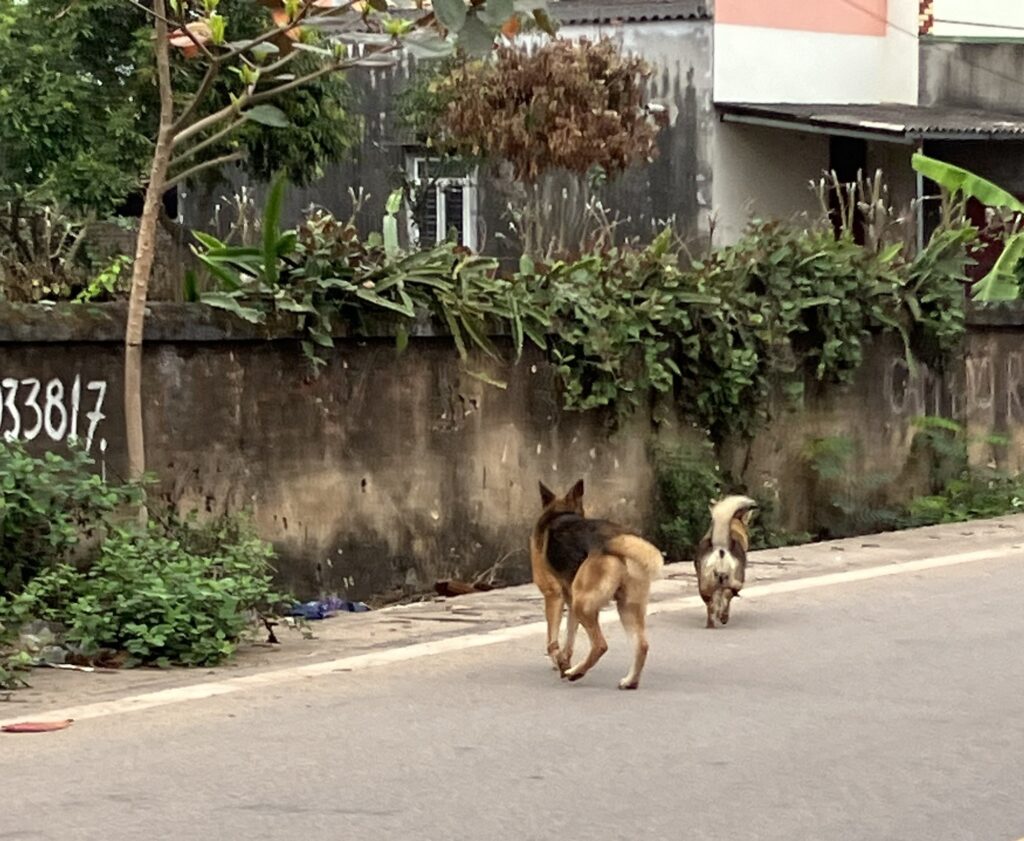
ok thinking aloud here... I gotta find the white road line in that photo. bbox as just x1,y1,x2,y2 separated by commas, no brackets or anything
1,544,1019,728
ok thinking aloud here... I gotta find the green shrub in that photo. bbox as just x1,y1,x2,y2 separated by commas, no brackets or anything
652,441,722,561
652,441,808,559
0,515,284,668
901,418,1024,526
905,476,1024,525
0,440,143,594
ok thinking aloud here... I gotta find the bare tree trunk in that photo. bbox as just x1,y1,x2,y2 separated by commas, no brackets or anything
124,0,175,492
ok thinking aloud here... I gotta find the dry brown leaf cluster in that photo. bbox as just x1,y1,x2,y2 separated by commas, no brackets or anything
432,38,658,182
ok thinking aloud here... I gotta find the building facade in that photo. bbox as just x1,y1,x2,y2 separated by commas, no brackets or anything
183,0,1024,252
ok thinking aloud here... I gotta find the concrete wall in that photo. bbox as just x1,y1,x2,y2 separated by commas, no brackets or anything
0,304,656,601
920,39,1024,112
714,0,919,104
709,122,916,244
726,317,1024,534
5,304,1022,598
710,122,829,243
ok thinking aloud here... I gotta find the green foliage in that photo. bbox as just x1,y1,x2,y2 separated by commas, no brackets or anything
0,197,95,302
0,441,143,595
0,637,32,691
796,419,1024,540
522,219,973,441
74,253,133,302
800,435,901,539
0,439,285,675
973,231,1024,302
905,474,1024,525
525,231,715,416
195,180,549,373
195,190,974,443
901,417,1024,525
0,514,284,668
651,440,722,561
911,153,1024,302
912,153,1024,214
0,0,358,215
902,227,977,365
0,1,153,213
651,441,806,560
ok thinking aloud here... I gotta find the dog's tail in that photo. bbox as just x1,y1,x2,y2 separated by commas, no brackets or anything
710,495,758,548
605,534,664,582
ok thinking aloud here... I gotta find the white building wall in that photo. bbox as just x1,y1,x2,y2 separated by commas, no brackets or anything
712,123,830,243
714,0,919,105
711,0,920,243
931,0,1024,39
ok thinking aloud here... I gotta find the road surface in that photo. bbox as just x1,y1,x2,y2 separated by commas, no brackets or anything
2,555,1022,840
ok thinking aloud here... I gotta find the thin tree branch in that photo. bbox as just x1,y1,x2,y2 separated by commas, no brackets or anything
219,0,319,62
260,49,301,78
125,0,217,62
124,0,176,28
164,151,245,192
173,95,247,147
247,43,399,105
173,62,220,132
170,116,248,167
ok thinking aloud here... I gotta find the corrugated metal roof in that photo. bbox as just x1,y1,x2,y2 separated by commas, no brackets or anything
553,0,710,26
717,102,1024,141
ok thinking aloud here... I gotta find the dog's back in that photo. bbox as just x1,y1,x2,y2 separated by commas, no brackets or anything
540,513,641,590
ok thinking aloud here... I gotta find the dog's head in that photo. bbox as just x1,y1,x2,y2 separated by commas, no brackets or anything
538,478,585,517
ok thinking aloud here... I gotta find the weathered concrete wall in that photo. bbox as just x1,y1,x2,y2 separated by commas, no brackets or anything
959,307,1024,475
728,312,1024,534
920,40,1024,113
4,303,1023,598
0,304,655,601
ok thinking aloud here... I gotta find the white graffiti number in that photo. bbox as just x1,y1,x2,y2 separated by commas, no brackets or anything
0,375,107,450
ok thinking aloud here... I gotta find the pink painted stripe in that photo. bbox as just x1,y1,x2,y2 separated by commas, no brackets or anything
716,0,888,36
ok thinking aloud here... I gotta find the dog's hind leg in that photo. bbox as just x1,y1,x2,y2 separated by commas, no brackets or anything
542,590,565,670
563,605,608,683
563,555,619,683
557,603,578,677
718,591,735,626
701,596,715,629
615,591,650,690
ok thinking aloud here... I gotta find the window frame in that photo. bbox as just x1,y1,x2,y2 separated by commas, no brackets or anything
405,155,479,251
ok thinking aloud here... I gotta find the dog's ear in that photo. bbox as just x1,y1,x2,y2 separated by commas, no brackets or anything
568,478,585,503
539,481,556,507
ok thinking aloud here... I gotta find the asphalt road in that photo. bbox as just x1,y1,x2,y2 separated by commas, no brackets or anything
2,556,1022,841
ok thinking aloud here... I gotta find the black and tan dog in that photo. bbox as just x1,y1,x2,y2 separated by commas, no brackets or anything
694,495,757,629
530,479,664,690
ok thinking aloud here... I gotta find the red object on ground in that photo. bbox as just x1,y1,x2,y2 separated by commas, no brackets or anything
1,719,74,733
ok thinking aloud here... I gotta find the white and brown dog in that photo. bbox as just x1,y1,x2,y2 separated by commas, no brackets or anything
694,495,757,629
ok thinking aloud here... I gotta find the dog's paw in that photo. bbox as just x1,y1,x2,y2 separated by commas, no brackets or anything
618,678,639,690
565,667,585,682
